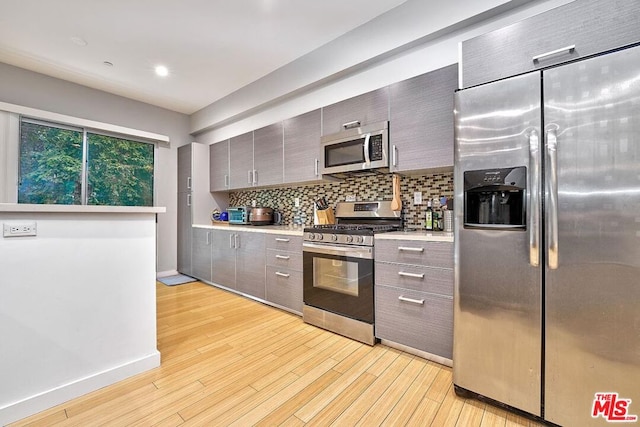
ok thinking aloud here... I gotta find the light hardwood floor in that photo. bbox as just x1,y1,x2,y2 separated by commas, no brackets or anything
11,281,547,427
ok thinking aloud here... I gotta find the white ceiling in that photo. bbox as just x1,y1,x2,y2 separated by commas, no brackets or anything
0,0,408,115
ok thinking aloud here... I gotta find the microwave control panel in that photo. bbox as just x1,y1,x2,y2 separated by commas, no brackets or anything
370,134,384,161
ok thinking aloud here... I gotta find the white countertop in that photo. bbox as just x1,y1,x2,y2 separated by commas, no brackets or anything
0,203,166,214
375,230,454,242
193,223,304,236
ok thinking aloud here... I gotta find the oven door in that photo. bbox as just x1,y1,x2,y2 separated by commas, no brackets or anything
303,242,374,323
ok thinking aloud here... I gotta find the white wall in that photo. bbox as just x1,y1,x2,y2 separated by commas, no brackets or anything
0,211,160,425
194,0,572,145
0,62,190,273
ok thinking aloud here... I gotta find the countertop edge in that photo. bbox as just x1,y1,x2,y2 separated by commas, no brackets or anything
0,204,166,214
193,223,304,236
375,231,454,243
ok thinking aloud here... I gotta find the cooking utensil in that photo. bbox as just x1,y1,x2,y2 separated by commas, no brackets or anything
390,174,402,211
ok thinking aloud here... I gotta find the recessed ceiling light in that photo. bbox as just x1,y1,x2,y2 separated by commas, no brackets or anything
155,65,169,77
70,36,88,46
103,61,114,67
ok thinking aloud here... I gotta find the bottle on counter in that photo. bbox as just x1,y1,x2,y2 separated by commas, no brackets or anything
425,200,434,231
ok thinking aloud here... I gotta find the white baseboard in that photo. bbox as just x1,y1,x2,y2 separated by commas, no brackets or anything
156,269,179,278
0,351,160,426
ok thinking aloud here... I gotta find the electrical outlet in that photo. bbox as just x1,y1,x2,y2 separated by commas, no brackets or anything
251,200,257,207
294,197,300,207
413,192,422,205
3,222,37,237
345,195,356,202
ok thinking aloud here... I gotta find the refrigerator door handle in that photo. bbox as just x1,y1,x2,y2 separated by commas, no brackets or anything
529,130,540,267
546,129,559,269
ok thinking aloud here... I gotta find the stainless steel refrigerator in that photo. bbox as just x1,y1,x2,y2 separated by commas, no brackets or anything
453,44,640,426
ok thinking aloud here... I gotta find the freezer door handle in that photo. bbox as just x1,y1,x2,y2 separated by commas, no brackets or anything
529,130,540,267
546,129,559,269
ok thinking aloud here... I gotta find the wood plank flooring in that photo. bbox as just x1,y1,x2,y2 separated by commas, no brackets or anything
11,281,547,427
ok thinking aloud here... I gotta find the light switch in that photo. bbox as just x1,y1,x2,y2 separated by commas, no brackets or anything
413,192,422,205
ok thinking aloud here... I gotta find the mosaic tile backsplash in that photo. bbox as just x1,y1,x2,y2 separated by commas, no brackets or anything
228,172,453,229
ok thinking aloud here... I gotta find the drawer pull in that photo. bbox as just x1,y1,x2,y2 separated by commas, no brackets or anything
398,271,424,279
275,254,290,260
275,271,290,278
398,246,423,253
275,238,290,242
532,45,575,62
398,296,424,305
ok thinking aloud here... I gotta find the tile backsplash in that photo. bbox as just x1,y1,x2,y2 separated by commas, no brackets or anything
228,172,453,229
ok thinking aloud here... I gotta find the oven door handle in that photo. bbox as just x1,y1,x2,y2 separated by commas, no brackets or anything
303,242,373,260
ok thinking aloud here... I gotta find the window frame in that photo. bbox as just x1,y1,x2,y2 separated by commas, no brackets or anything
18,116,158,206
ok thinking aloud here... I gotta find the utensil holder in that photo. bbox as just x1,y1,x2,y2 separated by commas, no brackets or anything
314,206,335,225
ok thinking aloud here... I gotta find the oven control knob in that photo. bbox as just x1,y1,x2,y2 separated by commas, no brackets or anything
331,234,338,241
316,234,324,241
307,233,315,240
354,236,363,244
345,235,353,243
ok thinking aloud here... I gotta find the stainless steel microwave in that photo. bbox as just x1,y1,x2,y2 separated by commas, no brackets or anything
320,121,389,175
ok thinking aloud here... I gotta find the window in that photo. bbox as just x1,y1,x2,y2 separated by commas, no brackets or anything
19,119,154,206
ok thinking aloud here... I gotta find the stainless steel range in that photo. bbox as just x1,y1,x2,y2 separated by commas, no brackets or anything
302,201,401,345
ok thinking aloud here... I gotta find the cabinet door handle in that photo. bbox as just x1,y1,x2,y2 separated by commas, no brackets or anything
186,176,192,190
398,295,424,305
248,170,253,185
229,234,234,249
234,233,240,249
275,271,290,278
224,174,229,188
186,194,191,207
398,246,423,252
206,231,210,245
253,170,258,185
392,144,398,167
398,271,424,279
315,158,319,176
275,254,290,260
342,120,361,129
532,45,575,62
275,238,290,243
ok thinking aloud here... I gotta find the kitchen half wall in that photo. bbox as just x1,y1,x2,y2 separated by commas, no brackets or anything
228,171,453,229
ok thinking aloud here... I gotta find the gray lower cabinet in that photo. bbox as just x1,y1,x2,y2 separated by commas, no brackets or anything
461,0,640,88
265,234,303,313
283,109,322,184
235,231,266,299
192,228,212,282
321,87,389,135
374,239,454,359
177,192,192,276
212,229,237,289
389,65,458,172
211,229,265,299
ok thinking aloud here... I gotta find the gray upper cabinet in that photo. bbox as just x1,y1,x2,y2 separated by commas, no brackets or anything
229,131,254,190
283,109,322,184
253,123,283,187
461,0,640,88
321,87,389,135
389,64,458,172
177,144,192,193
209,140,229,192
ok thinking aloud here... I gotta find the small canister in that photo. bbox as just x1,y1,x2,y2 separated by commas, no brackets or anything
444,210,453,232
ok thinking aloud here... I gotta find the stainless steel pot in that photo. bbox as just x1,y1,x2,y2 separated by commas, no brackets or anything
249,207,281,225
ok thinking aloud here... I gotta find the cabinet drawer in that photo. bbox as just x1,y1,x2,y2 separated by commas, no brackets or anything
375,285,453,359
375,262,453,296
265,234,302,251
266,266,303,313
266,248,302,270
375,239,453,269
461,0,640,88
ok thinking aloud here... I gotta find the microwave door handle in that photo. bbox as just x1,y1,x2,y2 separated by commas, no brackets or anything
363,133,371,165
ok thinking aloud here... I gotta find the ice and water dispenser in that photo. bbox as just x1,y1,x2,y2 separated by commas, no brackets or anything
463,166,526,229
